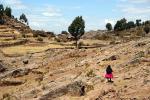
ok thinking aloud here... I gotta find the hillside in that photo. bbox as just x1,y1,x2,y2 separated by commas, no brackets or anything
0,5,150,100
2,15,33,35
0,36,149,100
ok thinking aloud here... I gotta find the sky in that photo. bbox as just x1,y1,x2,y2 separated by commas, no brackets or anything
0,0,150,34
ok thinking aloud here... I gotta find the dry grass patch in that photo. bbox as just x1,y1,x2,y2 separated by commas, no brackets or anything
1,44,66,55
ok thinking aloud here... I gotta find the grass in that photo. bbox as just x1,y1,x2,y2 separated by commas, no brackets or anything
63,39,109,46
1,44,66,55
0,39,108,55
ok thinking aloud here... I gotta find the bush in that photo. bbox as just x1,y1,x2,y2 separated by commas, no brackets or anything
37,37,43,42
106,23,112,31
101,34,111,40
136,28,145,36
22,34,26,38
33,33,38,37
55,37,61,42
114,18,127,31
0,19,5,25
78,41,84,48
144,26,150,34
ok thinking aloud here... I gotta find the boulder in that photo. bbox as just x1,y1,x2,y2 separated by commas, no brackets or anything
39,81,86,100
12,68,30,78
102,55,119,61
0,63,7,73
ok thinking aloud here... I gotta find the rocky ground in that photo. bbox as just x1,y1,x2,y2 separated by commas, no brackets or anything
0,37,150,100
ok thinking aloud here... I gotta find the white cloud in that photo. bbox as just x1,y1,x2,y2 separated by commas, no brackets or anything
117,0,150,20
42,6,62,17
120,0,150,3
121,6,150,14
2,0,27,9
104,19,115,26
42,12,62,17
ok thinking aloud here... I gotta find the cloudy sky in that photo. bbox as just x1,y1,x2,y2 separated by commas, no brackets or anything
0,0,150,33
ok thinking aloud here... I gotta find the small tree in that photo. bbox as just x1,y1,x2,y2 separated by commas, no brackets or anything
61,31,68,35
20,13,28,25
144,20,150,25
106,23,112,31
126,21,135,29
136,19,141,27
114,18,127,31
144,26,150,34
5,7,12,17
68,16,85,48
0,4,4,18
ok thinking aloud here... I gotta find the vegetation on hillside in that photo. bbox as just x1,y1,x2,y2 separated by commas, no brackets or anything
106,23,112,31
68,16,85,48
20,13,28,25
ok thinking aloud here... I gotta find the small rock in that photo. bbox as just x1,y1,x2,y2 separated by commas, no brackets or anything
0,79,24,86
124,76,132,80
23,59,29,64
124,85,128,88
12,68,30,78
11,60,16,63
0,63,7,73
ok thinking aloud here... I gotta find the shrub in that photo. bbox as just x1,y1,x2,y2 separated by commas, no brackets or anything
78,41,84,48
101,34,110,40
55,37,61,42
144,26,150,34
136,27,145,36
37,37,43,42
114,18,127,31
33,33,38,37
106,23,112,31
86,69,96,77
22,34,26,38
0,19,5,25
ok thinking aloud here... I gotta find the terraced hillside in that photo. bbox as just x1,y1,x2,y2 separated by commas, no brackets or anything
0,36,149,100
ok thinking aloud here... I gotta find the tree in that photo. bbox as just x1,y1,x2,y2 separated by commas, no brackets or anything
20,13,28,24
68,16,85,48
136,19,141,27
0,4,4,18
5,7,12,17
114,18,127,31
61,31,68,35
126,21,135,29
144,26,150,34
106,23,112,31
144,20,150,25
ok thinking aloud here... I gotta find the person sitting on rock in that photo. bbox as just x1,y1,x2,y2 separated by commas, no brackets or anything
105,65,113,82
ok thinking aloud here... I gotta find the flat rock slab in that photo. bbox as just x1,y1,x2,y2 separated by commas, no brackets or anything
0,79,24,86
